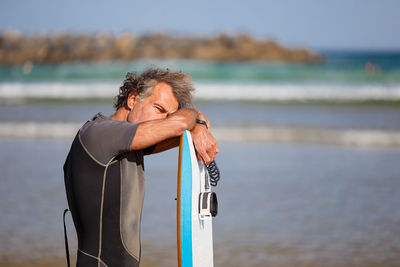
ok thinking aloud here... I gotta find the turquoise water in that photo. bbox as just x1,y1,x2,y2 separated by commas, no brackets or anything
1,51,400,102
1,51,400,84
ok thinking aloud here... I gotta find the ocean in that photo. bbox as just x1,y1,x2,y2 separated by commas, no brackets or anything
1,51,400,266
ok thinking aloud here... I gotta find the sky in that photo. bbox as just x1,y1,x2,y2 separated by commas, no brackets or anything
1,0,400,50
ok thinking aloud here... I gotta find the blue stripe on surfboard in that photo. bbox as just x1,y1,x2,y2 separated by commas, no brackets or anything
180,131,193,267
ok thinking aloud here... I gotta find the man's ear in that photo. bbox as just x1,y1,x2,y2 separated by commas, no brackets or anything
127,93,138,110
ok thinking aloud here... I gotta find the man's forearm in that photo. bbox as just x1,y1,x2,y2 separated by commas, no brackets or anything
151,137,180,154
130,108,197,150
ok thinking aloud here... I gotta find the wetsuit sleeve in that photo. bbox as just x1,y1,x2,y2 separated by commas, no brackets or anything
79,119,139,165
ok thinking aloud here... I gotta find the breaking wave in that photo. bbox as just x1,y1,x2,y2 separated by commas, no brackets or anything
1,82,400,102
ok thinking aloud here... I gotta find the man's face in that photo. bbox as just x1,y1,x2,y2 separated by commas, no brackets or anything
127,82,179,124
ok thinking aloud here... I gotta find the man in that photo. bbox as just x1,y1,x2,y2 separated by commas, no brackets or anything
63,68,218,266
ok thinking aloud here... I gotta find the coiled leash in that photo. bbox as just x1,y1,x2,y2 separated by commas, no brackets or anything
206,160,220,187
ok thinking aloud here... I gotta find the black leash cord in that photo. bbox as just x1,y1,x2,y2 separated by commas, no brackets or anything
63,209,71,267
206,160,220,187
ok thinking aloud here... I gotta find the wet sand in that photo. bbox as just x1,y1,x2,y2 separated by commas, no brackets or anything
1,241,400,267
1,255,399,266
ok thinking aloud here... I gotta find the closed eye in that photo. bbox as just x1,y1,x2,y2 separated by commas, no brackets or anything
154,104,166,113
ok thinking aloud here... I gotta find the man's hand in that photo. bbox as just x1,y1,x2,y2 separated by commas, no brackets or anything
191,111,219,165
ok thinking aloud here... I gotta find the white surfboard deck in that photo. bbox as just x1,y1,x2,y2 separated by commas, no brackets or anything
177,130,214,267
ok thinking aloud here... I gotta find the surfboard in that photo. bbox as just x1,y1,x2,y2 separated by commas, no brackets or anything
177,130,214,267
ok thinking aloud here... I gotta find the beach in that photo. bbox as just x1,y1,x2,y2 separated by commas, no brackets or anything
1,139,400,266
1,52,400,266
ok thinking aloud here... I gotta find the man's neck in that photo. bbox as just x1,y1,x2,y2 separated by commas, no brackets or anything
109,108,129,121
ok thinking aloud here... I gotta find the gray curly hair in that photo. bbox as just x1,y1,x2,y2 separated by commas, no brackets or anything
114,68,195,110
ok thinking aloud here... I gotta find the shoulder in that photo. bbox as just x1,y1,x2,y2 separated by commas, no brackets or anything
80,113,135,140
78,113,140,164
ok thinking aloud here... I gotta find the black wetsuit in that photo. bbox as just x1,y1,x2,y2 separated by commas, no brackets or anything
64,113,153,267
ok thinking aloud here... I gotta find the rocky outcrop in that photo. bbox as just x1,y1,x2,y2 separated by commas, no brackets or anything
0,31,324,65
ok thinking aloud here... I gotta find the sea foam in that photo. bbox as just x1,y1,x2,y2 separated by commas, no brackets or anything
1,82,400,102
